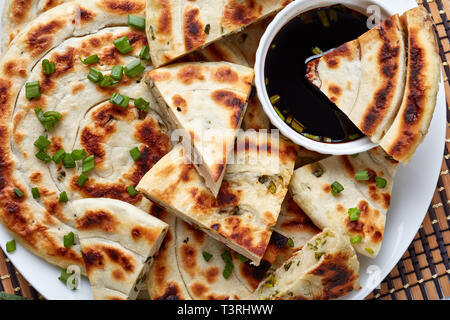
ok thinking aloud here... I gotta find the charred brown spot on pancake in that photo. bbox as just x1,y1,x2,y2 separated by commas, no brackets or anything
156,0,172,36
213,67,239,83
131,226,159,245
184,7,207,51
324,43,352,68
99,0,145,14
149,71,171,82
71,83,85,94
172,94,187,113
29,172,42,183
322,184,331,193
77,210,116,232
191,282,208,298
112,269,125,280
177,65,205,84
27,20,64,56
104,247,134,272
211,224,220,231
382,193,391,209
76,7,96,23
203,43,233,62
180,243,197,276
80,127,107,165
42,48,76,92
281,200,320,234
309,252,357,299
212,164,225,182
211,90,245,129
340,155,355,176
222,0,263,30
336,204,345,213
155,284,182,300
184,222,205,243
205,267,219,283
10,0,33,23
3,60,27,78
82,249,105,273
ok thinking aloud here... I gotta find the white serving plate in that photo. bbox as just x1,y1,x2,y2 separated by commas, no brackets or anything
0,0,446,300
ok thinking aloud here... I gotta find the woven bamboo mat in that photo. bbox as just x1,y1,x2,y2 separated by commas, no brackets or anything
0,0,449,301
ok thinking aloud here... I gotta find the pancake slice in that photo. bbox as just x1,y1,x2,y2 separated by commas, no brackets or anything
145,62,254,197
73,198,168,300
290,147,398,258
380,7,441,163
137,132,298,265
253,228,359,300
146,0,292,67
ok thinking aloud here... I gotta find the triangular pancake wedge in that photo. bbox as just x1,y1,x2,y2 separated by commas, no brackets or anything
290,147,398,258
73,198,168,300
146,0,292,67
137,132,299,265
380,7,441,163
145,62,255,197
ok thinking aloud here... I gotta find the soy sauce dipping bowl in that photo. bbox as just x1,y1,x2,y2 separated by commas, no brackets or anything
255,0,393,155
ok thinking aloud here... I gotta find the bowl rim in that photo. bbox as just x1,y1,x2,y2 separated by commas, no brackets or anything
254,0,396,155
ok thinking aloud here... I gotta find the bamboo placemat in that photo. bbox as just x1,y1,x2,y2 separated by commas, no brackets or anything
0,0,449,301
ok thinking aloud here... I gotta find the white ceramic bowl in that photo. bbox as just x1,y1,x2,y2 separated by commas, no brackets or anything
255,0,394,155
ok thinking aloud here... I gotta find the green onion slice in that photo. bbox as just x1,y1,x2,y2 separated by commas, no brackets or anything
35,150,52,163
58,269,75,285
71,149,87,161
31,187,40,199
223,262,233,279
355,171,370,181
34,135,51,150
111,65,123,81
81,54,99,65
64,232,75,248
350,235,362,244
34,108,62,131
77,174,88,187
113,36,133,54
6,240,16,253
139,46,150,61
87,67,104,83
270,94,280,104
42,59,56,75
287,238,295,248
99,75,114,87
62,153,76,169
0,292,31,300
110,93,130,108
202,251,213,262
236,254,249,262
130,147,142,161
331,181,344,195
134,98,150,112
82,155,95,173
128,15,145,30
59,191,68,203
375,176,387,189
14,188,24,198
126,185,138,197
348,207,361,222
52,149,65,164
124,59,145,78
25,81,41,100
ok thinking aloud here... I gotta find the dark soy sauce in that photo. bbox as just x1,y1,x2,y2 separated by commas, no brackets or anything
265,5,369,143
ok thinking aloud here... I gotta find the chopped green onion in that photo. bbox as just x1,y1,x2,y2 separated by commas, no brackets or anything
355,171,370,181
35,150,52,163
35,108,63,131
110,93,130,108
315,252,326,260
34,135,51,150
58,268,75,285
375,177,387,189
81,54,99,65
365,248,374,255
0,292,31,300
312,47,324,55
331,181,344,195
82,155,95,173
273,106,285,121
303,133,321,141
71,149,87,161
87,67,104,83
287,238,295,248
62,153,76,169
63,232,75,248
14,188,24,198
6,240,16,253
351,153,360,158
43,110,62,120
111,65,123,81
59,191,68,203
311,163,325,177
128,15,145,30
348,133,360,140
317,10,330,27
267,181,277,194
77,174,88,187
130,147,141,161
202,251,213,262
350,235,362,244
99,75,114,87
348,207,361,222
291,119,305,133
134,98,150,112
25,81,41,100
31,187,40,199
221,251,232,264
52,149,65,164
270,94,280,104
124,59,145,78
42,59,56,75
236,254,249,262
139,46,150,61
126,185,138,197
223,262,233,279
113,36,133,54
